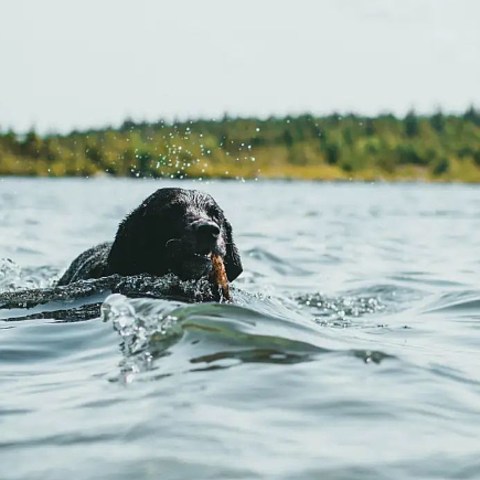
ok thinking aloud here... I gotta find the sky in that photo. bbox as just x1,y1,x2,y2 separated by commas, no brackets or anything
1,0,479,132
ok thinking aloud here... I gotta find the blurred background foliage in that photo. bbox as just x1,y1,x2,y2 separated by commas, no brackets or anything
1,108,480,181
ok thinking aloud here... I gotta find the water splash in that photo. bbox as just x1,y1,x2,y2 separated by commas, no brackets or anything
295,292,384,326
0,258,22,291
0,258,57,292
101,294,183,383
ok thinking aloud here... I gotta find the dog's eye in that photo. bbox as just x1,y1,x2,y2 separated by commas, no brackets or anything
206,205,219,219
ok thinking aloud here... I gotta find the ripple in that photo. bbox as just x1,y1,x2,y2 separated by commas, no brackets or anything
424,290,480,313
245,247,310,275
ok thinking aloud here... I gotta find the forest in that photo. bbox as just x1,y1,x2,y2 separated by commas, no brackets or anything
1,108,480,181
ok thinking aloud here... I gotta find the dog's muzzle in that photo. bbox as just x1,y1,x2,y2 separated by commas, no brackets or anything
164,220,225,280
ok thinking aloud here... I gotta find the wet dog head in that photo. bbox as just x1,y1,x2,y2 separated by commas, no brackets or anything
106,188,243,282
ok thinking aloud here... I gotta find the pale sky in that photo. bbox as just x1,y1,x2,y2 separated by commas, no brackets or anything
1,0,479,132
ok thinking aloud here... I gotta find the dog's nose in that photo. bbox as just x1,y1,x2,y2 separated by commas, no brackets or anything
195,221,220,239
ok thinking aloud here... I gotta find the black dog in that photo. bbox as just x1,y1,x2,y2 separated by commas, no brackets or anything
57,187,243,286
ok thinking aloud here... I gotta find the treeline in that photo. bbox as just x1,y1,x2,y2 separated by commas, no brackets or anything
1,108,480,181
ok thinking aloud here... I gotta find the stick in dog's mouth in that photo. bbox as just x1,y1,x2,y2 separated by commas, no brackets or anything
210,254,231,301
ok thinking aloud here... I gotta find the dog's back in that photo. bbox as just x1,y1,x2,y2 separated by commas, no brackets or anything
57,242,111,286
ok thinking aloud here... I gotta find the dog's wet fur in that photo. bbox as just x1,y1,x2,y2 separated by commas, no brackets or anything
57,187,243,287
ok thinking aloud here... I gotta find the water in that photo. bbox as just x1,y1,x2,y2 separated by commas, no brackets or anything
1,178,480,480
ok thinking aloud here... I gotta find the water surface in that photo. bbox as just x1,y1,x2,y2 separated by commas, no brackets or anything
1,178,479,480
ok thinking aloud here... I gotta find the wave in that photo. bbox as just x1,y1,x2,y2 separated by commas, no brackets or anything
423,290,480,313
102,292,392,383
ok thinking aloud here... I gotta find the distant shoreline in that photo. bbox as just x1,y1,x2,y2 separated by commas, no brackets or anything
1,110,480,182
1,175,478,187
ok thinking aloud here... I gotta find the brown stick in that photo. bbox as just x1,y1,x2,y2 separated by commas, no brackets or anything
210,254,231,301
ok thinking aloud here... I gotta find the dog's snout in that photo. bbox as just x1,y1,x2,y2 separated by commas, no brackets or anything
196,221,220,238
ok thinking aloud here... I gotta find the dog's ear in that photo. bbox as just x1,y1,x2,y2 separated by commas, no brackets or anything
223,218,243,282
107,209,147,275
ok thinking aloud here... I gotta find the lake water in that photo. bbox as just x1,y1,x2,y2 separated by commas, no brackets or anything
1,178,479,480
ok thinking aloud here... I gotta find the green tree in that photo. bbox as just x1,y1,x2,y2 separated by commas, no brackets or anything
21,129,43,158
364,118,376,136
430,110,445,133
324,141,340,165
404,110,419,137
432,156,450,176
463,105,480,126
